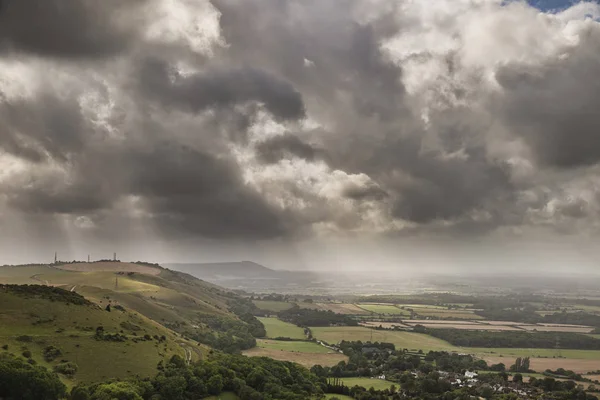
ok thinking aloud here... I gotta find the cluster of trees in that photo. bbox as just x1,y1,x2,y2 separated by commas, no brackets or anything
190,316,258,353
278,306,358,327
542,311,600,328
544,368,584,381
0,284,92,306
227,298,267,338
425,329,600,349
509,357,531,373
73,353,324,400
0,353,66,400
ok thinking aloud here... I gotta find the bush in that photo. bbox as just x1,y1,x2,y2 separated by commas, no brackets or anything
43,346,62,362
22,350,32,359
53,362,78,377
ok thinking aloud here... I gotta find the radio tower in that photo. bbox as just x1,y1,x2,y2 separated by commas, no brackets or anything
87,254,90,263
54,252,57,264
113,252,117,262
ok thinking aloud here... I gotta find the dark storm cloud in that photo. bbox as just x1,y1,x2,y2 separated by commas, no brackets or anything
211,0,406,120
255,133,321,163
496,29,600,168
126,143,290,238
0,93,86,162
140,58,306,121
0,0,144,58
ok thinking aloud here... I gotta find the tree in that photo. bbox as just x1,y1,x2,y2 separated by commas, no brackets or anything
207,375,224,395
512,373,523,383
89,382,143,400
0,354,66,400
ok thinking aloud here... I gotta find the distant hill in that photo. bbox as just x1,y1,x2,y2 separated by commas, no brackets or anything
165,261,277,280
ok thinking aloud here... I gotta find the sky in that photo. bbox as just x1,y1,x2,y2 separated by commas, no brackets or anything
0,0,600,270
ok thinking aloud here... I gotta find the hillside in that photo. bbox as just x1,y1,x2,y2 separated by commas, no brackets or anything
0,261,267,384
0,284,204,385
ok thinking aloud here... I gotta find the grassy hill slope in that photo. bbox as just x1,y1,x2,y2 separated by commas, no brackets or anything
0,285,204,386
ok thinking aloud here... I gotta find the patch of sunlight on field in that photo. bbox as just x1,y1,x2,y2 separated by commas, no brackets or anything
256,339,333,353
340,377,397,391
356,304,409,315
258,317,306,339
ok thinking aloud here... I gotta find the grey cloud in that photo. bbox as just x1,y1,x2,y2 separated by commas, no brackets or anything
0,0,144,58
0,93,85,162
255,133,322,163
496,29,600,168
140,58,306,121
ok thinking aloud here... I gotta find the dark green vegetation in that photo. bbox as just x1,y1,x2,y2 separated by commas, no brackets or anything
425,329,600,349
0,353,66,400
74,352,324,400
279,306,358,327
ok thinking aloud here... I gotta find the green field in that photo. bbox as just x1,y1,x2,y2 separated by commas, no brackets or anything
324,394,354,399
257,339,333,353
356,304,409,315
258,317,306,339
310,326,458,352
252,300,294,312
471,347,600,360
341,377,398,391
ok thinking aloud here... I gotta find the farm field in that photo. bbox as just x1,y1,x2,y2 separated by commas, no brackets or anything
518,325,593,333
472,347,600,360
299,302,370,315
412,310,482,319
482,355,600,374
406,319,480,325
361,321,410,329
258,317,306,339
243,347,347,367
406,322,521,331
252,300,294,312
310,326,459,352
340,377,398,391
356,303,409,315
256,339,333,353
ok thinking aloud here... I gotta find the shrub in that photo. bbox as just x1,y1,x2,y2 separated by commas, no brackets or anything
22,350,32,358
54,361,78,377
43,346,62,362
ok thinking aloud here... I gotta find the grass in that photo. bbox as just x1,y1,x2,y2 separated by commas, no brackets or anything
356,304,409,315
243,347,347,367
0,288,197,384
471,347,600,360
323,395,355,400
256,339,333,353
258,317,306,339
340,377,398,391
252,300,294,312
310,326,458,352
204,392,240,400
